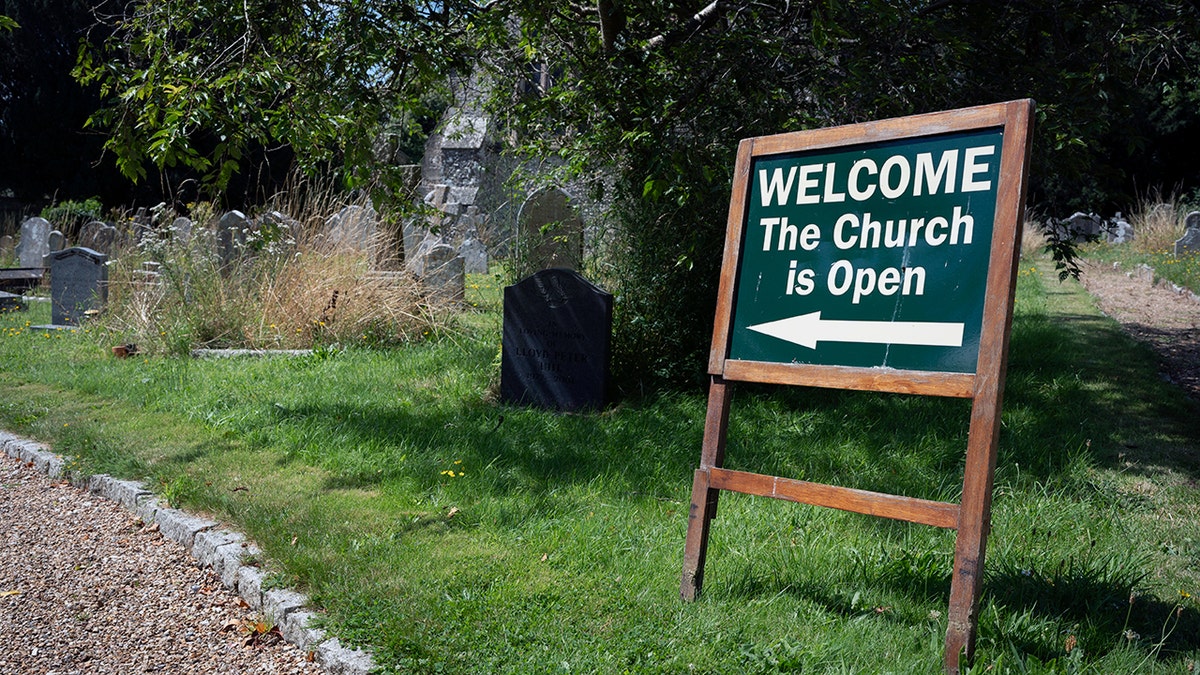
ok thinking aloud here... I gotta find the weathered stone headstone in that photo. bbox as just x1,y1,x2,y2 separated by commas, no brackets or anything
326,205,378,250
515,188,584,278
46,247,108,325
171,217,194,244
501,268,612,411
421,244,464,304
217,210,248,271
48,230,66,252
1065,212,1102,243
405,235,442,276
1175,216,1200,256
459,237,488,274
16,217,51,268
1107,213,1134,244
0,234,13,262
79,221,118,256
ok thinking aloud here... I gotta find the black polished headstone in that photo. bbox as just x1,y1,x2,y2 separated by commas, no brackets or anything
501,268,612,411
46,247,108,325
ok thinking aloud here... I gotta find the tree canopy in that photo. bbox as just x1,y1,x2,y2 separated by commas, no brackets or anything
37,0,1200,385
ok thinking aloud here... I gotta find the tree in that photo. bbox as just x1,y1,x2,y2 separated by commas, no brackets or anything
478,0,1200,387
74,0,482,198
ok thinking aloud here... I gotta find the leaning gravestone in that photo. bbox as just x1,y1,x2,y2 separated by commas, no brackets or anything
421,244,464,304
501,268,612,412
48,230,66,252
514,188,584,279
16,217,52,268
45,247,108,326
1175,211,1200,256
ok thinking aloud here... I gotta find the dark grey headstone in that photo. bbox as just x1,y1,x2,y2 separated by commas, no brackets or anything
1065,212,1102,243
515,188,584,278
46,247,108,325
0,290,26,313
459,237,488,274
421,244,464,304
48,230,66,252
1175,227,1200,256
501,269,612,412
16,217,52,268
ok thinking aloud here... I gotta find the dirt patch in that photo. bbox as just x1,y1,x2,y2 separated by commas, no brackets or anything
1078,259,1200,400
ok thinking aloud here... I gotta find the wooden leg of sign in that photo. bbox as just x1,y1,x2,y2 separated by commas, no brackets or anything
681,376,732,602
944,395,1003,674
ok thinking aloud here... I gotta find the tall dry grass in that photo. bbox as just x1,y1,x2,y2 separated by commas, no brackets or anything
1126,191,1189,254
99,180,446,354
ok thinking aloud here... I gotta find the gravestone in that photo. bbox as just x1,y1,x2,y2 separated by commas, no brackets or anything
16,217,52,268
501,268,612,411
515,188,584,278
421,244,464,304
1065,212,1102,243
0,235,13,262
1107,213,1134,244
0,291,25,312
79,221,118,256
1175,213,1200,256
217,210,248,271
48,230,66,252
459,237,488,274
171,217,194,244
405,234,442,276
46,247,108,325
326,205,378,250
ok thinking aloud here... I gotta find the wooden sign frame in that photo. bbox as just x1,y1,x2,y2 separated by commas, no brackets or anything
680,100,1034,674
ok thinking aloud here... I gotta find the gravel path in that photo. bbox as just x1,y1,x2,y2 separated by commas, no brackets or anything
0,453,327,675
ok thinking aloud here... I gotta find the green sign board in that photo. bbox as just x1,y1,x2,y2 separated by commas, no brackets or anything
728,128,1003,374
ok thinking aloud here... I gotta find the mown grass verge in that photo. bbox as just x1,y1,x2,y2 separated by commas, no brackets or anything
2,259,1199,674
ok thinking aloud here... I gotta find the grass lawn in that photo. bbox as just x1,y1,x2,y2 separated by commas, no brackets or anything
2,256,1199,674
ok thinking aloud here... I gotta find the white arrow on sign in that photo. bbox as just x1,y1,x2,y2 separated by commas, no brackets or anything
746,311,964,349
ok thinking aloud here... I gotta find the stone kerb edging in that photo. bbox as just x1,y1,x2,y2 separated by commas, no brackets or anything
0,429,377,675
1124,262,1200,305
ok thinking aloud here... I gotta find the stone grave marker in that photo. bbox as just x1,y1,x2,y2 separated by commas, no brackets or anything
501,268,612,411
48,230,66,252
1107,213,1134,244
218,210,248,271
459,237,488,274
171,217,194,244
421,244,464,304
46,247,108,326
16,217,52,268
0,290,25,312
0,234,13,262
80,221,118,256
515,188,584,278
326,205,378,250
1065,212,1102,243
1176,213,1200,256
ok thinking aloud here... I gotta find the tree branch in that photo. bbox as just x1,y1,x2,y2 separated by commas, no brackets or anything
646,0,727,51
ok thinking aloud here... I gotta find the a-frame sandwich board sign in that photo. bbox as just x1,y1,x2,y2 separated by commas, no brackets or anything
680,100,1034,674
